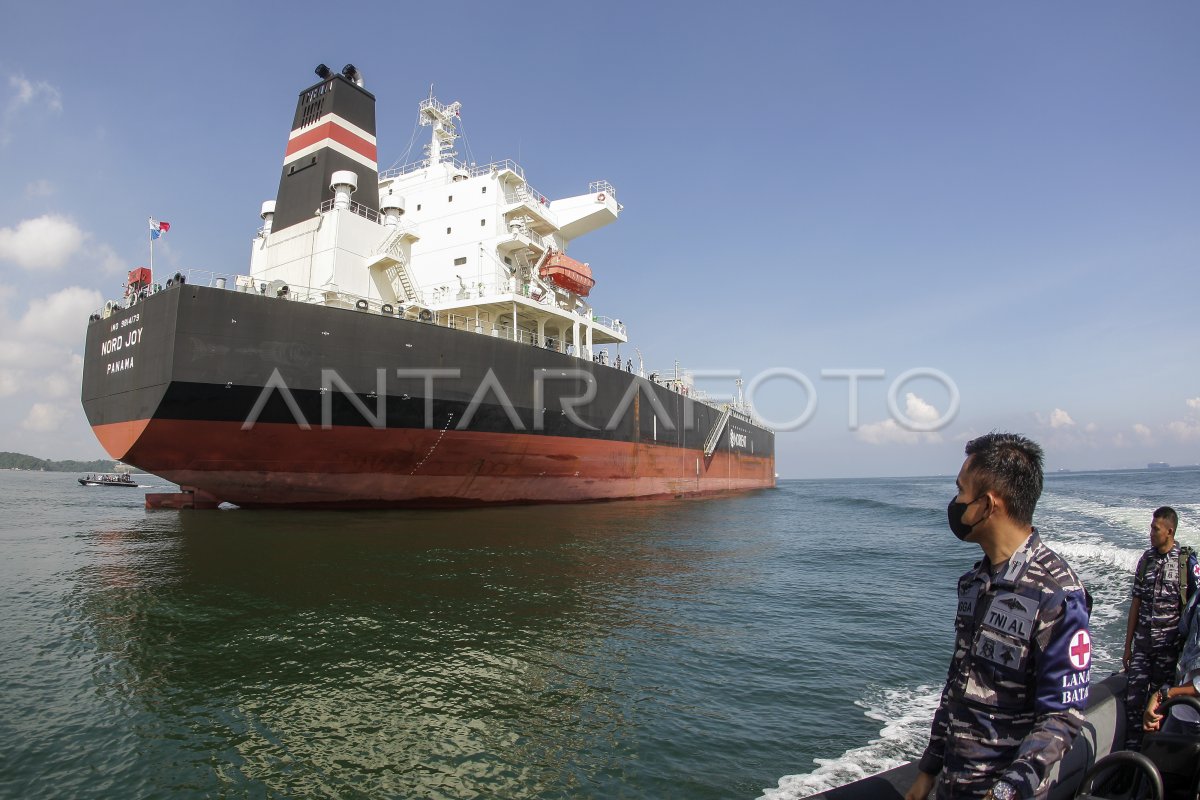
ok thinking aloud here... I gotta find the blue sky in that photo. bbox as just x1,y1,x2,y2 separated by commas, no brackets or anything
0,1,1197,478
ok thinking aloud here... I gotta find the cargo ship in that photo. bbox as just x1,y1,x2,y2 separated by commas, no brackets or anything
80,64,775,508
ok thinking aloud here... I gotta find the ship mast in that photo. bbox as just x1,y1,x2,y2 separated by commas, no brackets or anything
419,91,461,168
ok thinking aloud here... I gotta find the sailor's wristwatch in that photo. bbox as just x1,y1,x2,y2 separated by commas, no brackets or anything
1158,684,1171,705
987,781,1018,800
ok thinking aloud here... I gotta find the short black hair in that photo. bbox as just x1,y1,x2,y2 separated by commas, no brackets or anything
1153,506,1178,532
964,432,1044,526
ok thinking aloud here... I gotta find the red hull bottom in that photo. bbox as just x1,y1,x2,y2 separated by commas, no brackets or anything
97,419,776,509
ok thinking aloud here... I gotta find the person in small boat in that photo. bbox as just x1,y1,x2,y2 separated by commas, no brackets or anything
1143,583,1200,737
906,433,1091,800
1122,506,1197,749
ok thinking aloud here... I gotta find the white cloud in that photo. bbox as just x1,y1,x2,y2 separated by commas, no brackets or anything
857,393,944,445
0,215,87,270
1165,398,1200,442
42,371,74,398
22,402,66,432
24,179,55,198
1167,419,1200,442
1049,408,1075,429
1085,422,1098,433
96,243,127,276
3,75,62,145
0,369,19,397
17,286,102,347
9,76,63,113
1133,423,1154,443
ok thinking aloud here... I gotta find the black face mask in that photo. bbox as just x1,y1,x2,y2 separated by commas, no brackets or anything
947,495,988,540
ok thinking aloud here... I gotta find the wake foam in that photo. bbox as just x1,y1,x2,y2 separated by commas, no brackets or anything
758,684,940,800
1047,539,1141,582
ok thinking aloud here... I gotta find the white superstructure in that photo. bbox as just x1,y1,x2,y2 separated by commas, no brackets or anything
248,94,627,360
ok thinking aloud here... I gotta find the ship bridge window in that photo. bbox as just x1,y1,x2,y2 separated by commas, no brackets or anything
480,219,486,226
454,257,467,266
416,204,421,211
446,227,452,234
448,195,453,202
481,186,487,193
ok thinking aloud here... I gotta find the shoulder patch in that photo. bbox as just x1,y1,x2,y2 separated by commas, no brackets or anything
1067,629,1092,670
983,592,1037,641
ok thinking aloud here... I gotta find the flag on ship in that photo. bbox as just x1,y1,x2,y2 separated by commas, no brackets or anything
149,218,171,240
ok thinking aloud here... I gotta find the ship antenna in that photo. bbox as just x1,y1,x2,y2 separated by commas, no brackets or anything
418,89,461,168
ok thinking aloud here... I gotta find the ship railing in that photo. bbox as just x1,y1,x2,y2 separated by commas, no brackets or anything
503,225,547,251
590,315,626,336
379,157,527,183
588,180,616,197
317,199,381,224
426,278,562,307
181,268,243,290
377,161,429,181
503,186,556,218
93,270,627,361
643,370,768,426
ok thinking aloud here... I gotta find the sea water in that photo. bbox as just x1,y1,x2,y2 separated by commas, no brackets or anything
0,468,1195,799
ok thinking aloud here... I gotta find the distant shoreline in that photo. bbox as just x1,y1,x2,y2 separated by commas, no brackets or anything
0,452,118,473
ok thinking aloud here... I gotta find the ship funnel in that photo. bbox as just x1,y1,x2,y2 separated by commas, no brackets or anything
269,70,379,234
260,201,276,235
330,170,358,210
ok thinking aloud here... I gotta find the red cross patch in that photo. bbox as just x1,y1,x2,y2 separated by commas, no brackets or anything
1068,630,1091,670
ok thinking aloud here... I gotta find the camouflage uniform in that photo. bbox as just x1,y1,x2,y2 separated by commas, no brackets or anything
918,530,1092,800
1124,544,1200,749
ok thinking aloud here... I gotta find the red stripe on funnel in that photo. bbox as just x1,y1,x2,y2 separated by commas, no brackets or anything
285,121,377,163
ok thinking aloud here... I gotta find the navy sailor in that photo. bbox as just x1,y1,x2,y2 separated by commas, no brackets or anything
906,433,1091,800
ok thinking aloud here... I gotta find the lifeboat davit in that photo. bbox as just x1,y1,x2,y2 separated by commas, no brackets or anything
540,251,595,297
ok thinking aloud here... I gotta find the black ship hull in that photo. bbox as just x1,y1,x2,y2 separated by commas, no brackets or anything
81,285,776,508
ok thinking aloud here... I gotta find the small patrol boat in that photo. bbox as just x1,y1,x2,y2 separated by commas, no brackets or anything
78,472,138,487
802,673,1200,800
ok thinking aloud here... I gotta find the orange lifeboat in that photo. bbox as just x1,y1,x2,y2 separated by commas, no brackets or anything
539,251,595,297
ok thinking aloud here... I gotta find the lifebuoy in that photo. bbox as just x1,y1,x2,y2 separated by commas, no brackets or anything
597,193,605,203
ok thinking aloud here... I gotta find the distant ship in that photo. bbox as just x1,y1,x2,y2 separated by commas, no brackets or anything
80,64,775,509
1147,462,1170,470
